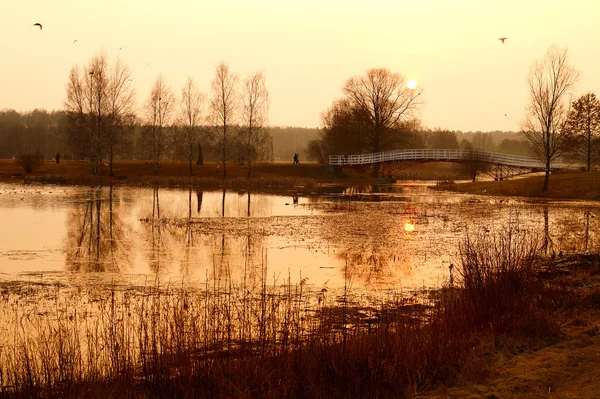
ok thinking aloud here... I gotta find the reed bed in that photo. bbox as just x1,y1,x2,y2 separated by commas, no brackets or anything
0,227,564,398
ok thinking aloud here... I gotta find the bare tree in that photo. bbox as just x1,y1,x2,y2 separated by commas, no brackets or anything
145,75,175,175
565,93,600,171
460,139,492,182
178,77,205,176
104,57,136,176
65,53,110,175
343,68,422,174
209,62,238,178
521,46,579,191
240,71,271,178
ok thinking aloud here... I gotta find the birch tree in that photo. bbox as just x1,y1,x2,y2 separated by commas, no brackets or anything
65,53,110,175
240,71,271,178
145,75,175,175
178,76,205,176
209,62,238,178
104,58,136,176
521,46,579,191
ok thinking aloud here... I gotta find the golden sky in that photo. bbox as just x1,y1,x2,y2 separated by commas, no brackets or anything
2,0,599,131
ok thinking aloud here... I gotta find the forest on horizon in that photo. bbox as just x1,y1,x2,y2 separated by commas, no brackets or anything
0,108,532,163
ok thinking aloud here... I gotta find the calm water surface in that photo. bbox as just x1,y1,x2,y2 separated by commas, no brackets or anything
1,182,598,294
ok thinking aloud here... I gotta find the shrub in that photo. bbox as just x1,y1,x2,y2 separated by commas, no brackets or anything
17,152,44,173
456,224,555,336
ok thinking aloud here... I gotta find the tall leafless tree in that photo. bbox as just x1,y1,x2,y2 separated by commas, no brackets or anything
209,62,238,178
343,68,422,174
240,71,271,178
65,53,111,175
521,46,579,191
565,93,600,171
145,75,175,175
178,76,205,176
104,57,136,176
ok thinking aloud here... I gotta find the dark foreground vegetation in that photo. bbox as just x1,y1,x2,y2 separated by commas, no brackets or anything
1,226,599,398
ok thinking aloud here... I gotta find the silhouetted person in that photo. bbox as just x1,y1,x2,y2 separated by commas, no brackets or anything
56,152,60,164
293,195,298,205
293,153,299,165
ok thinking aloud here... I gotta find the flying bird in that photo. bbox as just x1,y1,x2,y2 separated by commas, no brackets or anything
32,23,42,30
119,46,124,50
499,37,507,44
73,39,78,44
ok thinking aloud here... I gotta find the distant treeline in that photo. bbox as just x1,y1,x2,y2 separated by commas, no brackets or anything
0,108,530,161
306,126,532,164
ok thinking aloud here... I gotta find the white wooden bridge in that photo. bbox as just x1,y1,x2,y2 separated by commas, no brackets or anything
329,149,562,179
329,149,558,169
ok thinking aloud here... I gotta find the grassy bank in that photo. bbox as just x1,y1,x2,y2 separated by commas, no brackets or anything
0,159,475,191
1,227,597,398
439,170,600,201
0,160,352,191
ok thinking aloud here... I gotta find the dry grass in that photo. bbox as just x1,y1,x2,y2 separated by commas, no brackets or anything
1,159,477,191
0,160,347,191
439,170,600,200
0,227,577,398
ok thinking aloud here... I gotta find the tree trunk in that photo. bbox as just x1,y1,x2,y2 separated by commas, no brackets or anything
222,146,226,178
588,129,591,171
109,145,114,177
196,142,203,165
542,161,550,192
189,142,193,176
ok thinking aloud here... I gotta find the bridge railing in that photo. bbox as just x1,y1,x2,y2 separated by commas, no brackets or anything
329,149,560,169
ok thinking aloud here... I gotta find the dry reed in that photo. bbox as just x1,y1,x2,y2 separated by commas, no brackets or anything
0,228,564,398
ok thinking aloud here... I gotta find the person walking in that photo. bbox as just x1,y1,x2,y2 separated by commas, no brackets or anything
56,152,60,164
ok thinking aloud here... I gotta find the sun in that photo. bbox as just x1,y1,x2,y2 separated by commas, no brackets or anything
407,79,417,89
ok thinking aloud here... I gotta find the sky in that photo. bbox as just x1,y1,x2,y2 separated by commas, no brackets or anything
2,0,600,131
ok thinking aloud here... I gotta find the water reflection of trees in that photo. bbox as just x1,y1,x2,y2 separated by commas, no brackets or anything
65,185,132,272
140,188,266,283
550,207,600,254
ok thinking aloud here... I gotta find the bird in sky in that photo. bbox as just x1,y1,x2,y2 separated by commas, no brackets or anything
499,37,507,44
119,46,124,50
32,23,42,30
74,39,78,43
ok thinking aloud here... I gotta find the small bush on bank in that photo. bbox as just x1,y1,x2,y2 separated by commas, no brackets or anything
17,152,43,173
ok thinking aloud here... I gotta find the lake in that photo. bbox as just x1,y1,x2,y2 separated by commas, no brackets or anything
1,181,597,296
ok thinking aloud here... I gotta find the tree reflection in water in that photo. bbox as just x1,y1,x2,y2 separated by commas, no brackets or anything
552,207,600,255
139,188,266,283
65,185,132,272
145,186,177,273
